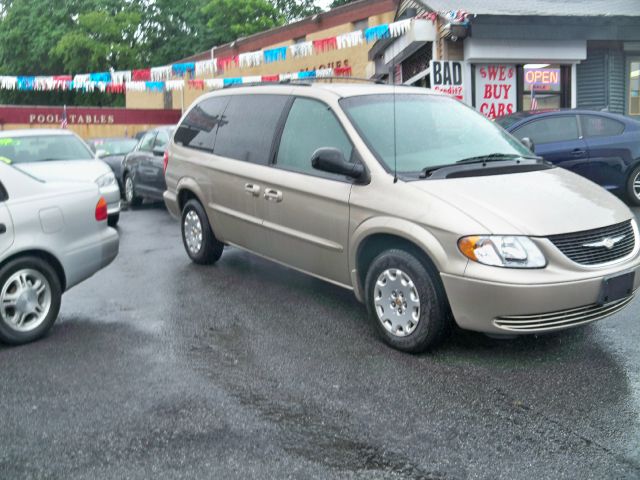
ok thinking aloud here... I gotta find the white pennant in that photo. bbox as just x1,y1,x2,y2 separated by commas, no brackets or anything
205,78,224,90
389,19,412,38
111,70,132,84
126,81,147,92
238,51,263,69
289,41,313,58
165,80,184,91
336,31,363,49
150,66,172,81
195,60,216,76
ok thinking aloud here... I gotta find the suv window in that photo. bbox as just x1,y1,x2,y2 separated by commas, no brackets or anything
580,115,625,137
175,96,230,152
276,98,353,177
139,132,156,152
513,116,579,144
214,95,289,165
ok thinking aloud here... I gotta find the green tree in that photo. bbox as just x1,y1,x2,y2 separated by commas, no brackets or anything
273,0,321,21
201,0,285,46
329,0,357,8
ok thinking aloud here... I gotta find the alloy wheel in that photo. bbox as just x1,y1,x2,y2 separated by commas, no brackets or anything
0,269,52,332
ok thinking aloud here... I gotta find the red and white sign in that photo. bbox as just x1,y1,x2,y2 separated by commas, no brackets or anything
429,60,465,100
475,64,516,119
0,106,181,126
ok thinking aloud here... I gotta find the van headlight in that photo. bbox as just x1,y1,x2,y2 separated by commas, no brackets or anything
96,172,116,188
458,236,546,268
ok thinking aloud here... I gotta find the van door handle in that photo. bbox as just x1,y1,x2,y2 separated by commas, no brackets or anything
0,223,5,234
263,188,283,202
244,183,261,196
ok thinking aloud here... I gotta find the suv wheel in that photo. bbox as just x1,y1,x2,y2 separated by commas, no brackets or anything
0,256,62,345
124,173,142,207
181,199,224,265
626,164,640,206
364,249,450,353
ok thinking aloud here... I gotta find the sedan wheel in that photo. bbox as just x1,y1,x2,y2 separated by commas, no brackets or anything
626,165,640,206
0,257,62,345
124,174,142,207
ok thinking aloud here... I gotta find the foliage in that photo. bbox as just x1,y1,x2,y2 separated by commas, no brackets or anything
201,0,285,46
329,0,358,7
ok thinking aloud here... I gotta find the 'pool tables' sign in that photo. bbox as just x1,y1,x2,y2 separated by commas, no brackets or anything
429,60,465,100
0,106,181,126
475,64,517,119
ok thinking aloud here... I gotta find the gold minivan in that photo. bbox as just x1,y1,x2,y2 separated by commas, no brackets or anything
164,84,639,352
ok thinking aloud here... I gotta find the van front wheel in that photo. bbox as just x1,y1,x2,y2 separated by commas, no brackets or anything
364,249,450,353
181,199,223,265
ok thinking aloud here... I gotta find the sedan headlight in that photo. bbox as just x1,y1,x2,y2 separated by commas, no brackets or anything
458,235,546,268
96,172,116,188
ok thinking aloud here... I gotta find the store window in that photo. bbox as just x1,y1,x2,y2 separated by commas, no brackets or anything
630,59,640,116
522,64,565,111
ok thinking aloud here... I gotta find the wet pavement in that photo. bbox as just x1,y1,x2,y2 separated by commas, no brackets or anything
1,204,640,479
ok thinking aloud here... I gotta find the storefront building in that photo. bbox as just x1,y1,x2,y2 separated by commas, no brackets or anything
373,0,640,119
126,0,397,111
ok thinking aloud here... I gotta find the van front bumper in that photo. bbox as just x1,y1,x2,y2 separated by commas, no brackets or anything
441,263,640,335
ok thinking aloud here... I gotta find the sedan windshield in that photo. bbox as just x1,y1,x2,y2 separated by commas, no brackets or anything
339,94,531,174
0,135,95,164
89,138,138,156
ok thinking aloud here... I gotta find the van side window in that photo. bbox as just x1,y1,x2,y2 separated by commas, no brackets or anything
275,98,353,177
175,96,230,152
213,95,289,165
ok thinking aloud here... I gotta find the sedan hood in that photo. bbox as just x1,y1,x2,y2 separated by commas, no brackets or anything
409,167,633,236
15,159,111,183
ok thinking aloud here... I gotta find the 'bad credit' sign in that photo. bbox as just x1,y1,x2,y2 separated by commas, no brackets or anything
429,60,465,100
475,64,516,119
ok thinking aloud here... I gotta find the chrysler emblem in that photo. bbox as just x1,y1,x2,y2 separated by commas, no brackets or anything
583,235,625,250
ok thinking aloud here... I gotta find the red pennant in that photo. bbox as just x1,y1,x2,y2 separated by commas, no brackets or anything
132,69,151,81
312,37,337,53
188,79,205,90
261,75,279,83
334,66,352,77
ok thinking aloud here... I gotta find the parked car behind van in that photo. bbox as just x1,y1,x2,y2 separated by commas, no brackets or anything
0,129,122,226
496,110,640,205
122,126,174,206
87,137,138,197
164,84,639,353
0,163,119,344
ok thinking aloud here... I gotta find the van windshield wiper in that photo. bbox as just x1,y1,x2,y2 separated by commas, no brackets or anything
455,153,535,165
420,153,540,178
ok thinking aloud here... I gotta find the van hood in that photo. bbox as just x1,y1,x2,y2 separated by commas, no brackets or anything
15,159,110,184
409,167,633,236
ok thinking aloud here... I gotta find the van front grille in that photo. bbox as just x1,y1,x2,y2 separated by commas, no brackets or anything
548,220,636,266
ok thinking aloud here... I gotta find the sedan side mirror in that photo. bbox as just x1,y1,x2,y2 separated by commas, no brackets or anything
152,147,164,157
520,137,535,153
95,149,108,158
311,147,365,180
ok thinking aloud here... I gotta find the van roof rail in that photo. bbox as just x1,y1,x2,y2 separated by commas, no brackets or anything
287,76,386,85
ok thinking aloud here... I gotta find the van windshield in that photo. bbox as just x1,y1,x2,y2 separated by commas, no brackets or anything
339,94,531,174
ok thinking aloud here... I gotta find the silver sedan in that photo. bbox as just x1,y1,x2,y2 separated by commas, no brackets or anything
0,129,121,226
0,163,119,344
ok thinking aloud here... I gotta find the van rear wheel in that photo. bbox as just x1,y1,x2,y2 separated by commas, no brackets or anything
364,249,450,353
181,199,223,265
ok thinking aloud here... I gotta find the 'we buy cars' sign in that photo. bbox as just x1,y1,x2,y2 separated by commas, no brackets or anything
475,64,517,119
429,61,465,100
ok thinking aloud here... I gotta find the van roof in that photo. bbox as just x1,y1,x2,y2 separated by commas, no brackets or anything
215,82,437,99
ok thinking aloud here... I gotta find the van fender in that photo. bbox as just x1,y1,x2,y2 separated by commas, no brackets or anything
349,217,452,301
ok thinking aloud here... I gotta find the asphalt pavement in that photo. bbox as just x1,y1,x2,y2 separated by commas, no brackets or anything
1,203,640,479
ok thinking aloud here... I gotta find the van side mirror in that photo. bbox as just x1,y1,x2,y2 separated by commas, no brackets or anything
311,148,365,180
520,137,535,153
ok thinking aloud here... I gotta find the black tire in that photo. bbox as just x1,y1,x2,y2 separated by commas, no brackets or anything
107,213,119,227
0,256,62,345
124,173,142,207
181,199,224,265
625,164,640,206
364,249,450,353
